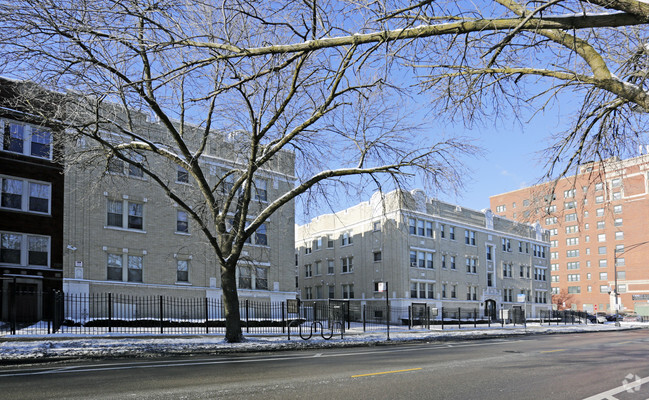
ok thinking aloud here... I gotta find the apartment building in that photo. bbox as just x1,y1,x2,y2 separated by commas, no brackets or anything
0,78,65,322
63,118,297,305
490,154,649,315
296,190,552,319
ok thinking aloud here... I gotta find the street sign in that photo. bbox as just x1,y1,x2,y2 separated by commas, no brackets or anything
377,282,386,292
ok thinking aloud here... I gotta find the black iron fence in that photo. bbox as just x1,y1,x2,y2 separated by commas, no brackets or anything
1,289,638,338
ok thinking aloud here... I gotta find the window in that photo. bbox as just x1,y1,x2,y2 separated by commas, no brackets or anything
373,221,381,232
314,261,321,275
449,226,455,240
408,218,416,235
254,179,267,201
595,195,604,204
567,274,580,282
313,237,321,251
502,262,512,277
177,260,189,282
496,205,506,213
451,285,457,299
615,231,624,240
450,255,456,270
564,188,576,198
597,233,606,242
176,210,189,233
501,238,511,252
328,285,335,299
440,224,445,238
327,236,334,248
599,259,607,268
595,182,604,191
568,286,581,294
564,201,576,209
238,266,252,289
487,273,493,287
425,221,433,237
1,177,51,214
617,284,626,293
127,255,143,282
342,284,354,299
566,225,578,234
106,199,144,230
176,166,189,183
256,267,268,290
467,258,477,273
599,285,609,293
107,253,123,281
597,221,605,229
128,153,144,178
341,256,353,273
486,245,493,261
418,220,425,236
567,261,580,270
566,249,580,258
598,246,607,255
614,205,622,214
545,217,557,225
2,120,52,159
617,270,626,280
304,287,312,299
304,264,312,277
612,178,621,188
599,272,608,280
0,232,50,267
465,230,476,245
441,254,446,269
341,232,352,246
442,284,447,298
254,223,267,246
565,213,577,222
616,258,625,267
327,259,334,274
566,237,579,246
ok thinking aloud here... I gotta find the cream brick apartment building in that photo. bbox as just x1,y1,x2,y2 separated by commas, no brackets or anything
296,190,552,319
63,116,297,304
490,154,649,315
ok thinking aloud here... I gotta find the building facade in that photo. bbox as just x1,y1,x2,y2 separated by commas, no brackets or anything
490,154,649,315
0,78,65,322
63,119,297,306
296,190,552,319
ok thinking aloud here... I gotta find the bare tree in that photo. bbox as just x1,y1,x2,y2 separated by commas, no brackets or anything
0,0,476,342
2,0,646,342
552,288,576,311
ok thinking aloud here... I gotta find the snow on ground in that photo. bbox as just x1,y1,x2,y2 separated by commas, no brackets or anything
0,322,646,363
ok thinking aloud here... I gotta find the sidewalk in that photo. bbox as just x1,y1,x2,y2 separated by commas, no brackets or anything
1,322,646,364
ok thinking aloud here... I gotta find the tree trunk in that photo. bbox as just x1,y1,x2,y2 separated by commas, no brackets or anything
221,263,243,342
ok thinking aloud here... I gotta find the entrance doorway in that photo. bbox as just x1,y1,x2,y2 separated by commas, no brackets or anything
485,299,497,321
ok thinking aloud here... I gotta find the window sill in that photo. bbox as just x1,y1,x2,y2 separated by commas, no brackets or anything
174,231,191,236
104,226,147,234
0,207,52,216
175,282,192,286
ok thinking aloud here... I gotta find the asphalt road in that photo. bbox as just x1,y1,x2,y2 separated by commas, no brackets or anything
1,330,648,400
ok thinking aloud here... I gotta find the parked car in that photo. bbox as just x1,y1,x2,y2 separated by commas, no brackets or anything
586,313,607,324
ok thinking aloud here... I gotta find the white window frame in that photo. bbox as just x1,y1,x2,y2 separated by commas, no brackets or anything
0,175,51,215
1,119,53,160
0,231,51,268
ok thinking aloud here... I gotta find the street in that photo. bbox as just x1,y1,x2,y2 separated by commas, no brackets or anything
1,330,648,400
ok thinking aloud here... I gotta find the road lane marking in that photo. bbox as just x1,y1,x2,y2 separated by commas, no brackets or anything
583,374,649,400
540,349,566,353
352,368,422,378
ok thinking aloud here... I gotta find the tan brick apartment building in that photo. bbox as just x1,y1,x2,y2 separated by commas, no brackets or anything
490,154,649,315
296,190,552,320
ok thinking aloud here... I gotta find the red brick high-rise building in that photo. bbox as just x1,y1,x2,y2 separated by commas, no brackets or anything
490,154,649,315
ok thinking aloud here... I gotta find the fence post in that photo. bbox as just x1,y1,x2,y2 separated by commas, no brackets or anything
159,295,164,334
204,297,209,334
474,308,477,328
245,299,250,334
281,301,286,334
427,306,431,330
108,293,113,333
441,307,444,330
408,306,412,330
362,304,366,332
458,307,461,329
